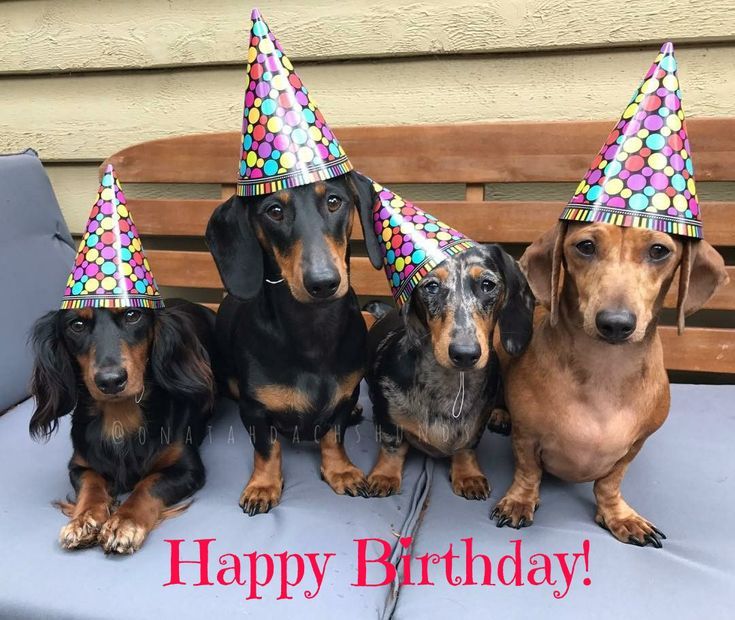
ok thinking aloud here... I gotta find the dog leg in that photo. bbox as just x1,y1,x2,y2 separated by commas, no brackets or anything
99,444,203,554
367,441,408,497
594,441,665,548
492,434,541,527
239,439,283,516
59,458,113,550
450,449,490,500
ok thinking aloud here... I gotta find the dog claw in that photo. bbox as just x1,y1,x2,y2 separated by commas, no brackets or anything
645,534,662,549
651,525,667,540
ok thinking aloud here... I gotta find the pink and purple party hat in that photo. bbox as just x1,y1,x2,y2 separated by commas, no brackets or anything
237,8,353,197
372,181,477,306
60,165,164,310
561,42,702,239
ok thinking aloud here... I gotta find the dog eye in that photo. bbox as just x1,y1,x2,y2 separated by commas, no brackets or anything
424,281,440,295
69,320,87,333
575,240,596,257
266,205,284,222
124,310,142,324
481,279,496,294
649,244,671,261
327,195,343,212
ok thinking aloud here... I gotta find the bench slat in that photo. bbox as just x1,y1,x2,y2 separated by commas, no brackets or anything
132,199,735,247
105,118,735,184
149,251,735,311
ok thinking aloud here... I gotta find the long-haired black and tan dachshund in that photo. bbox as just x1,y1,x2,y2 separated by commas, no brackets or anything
205,172,382,515
29,299,217,554
364,245,535,499
492,223,728,546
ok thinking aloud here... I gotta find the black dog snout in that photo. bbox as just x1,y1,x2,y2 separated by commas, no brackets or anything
595,310,637,343
94,368,128,395
449,341,481,369
304,270,340,299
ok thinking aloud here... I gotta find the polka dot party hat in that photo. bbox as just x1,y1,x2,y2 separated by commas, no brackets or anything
372,181,477,306
60,165,164,310
237,8,353,197
561,42,702,239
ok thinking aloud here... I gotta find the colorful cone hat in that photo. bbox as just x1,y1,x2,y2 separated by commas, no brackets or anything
61,165,164,310
372,181,477,306
561,42,701,239
237,8,353,197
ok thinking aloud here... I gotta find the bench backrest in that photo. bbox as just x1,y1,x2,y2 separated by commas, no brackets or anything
103,119,735,375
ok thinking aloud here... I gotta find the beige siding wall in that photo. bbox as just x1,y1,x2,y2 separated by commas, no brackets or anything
2,0,734,232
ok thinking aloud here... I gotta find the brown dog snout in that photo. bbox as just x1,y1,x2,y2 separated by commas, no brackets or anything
595,309,637,343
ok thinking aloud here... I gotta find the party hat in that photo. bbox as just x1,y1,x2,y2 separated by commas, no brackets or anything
372,181,477,306
60,165,164,310
561,42,701,239
237,8,353,197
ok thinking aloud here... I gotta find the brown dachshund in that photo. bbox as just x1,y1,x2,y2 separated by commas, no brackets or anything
492,221,729,547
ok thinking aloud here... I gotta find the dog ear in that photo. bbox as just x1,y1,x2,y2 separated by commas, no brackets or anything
519,222,566,326
484,244,535,356
152,308,215,410
29,312,77,441
401,293,428,349
205,195,264,300
347,171,384,269
676,239,729,333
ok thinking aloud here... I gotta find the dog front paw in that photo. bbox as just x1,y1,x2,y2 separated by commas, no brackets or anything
366,472,401,497
452,473,490,501
596,511,666,548
239,480,283,516
98,514,148,554
59,510,107,550
487,408,511,435
491,495,537,528
321,465,368,497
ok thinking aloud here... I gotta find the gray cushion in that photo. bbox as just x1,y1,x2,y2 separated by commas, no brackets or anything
392,384,735,619
0,388,428,619
0,150,75,411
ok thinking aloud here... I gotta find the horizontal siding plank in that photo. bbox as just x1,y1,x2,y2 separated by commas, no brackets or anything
130,199,735,248
4,46,735,161
660,327,735,373
2,1,734,74
148,251,734,311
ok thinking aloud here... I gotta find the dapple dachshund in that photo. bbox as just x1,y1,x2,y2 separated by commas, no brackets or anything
365,245,534,499
493,222,728,546
29,300,217,553
205,172,383,515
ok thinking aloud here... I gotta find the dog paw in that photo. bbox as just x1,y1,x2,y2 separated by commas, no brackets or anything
321,466,368,497
452,473,490,501
239,480,283,516
596,511,666,548
59,511,106,550
487,408,511,435
491,495,537,528
98,515,148,554
366,472,401,497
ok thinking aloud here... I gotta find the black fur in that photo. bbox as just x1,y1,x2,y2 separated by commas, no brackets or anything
29,300,217,502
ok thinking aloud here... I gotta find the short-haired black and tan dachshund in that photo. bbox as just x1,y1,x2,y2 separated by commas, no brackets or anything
29,300,217,554
364,245,535,499
205,172,383,515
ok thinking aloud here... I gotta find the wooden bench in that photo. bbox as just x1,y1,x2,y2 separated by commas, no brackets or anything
103,119,735,376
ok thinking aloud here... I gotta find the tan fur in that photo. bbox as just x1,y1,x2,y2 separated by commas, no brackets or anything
319,430,367,495
255,384,313,412
57,468,113,550
495,222,728,544
450,449,490,500
324,236,350,298
76,337,150,402
100,398,144,440
273,240,310,302
329,370,363,409
240,439,283,513
366,443,409,497
428,309,455,369
313,182,326,198
227,377,241,400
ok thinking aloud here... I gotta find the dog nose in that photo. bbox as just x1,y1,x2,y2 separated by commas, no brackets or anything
595,310,637,343
448,341,482,369
94,368,128,395
304,271,340,299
